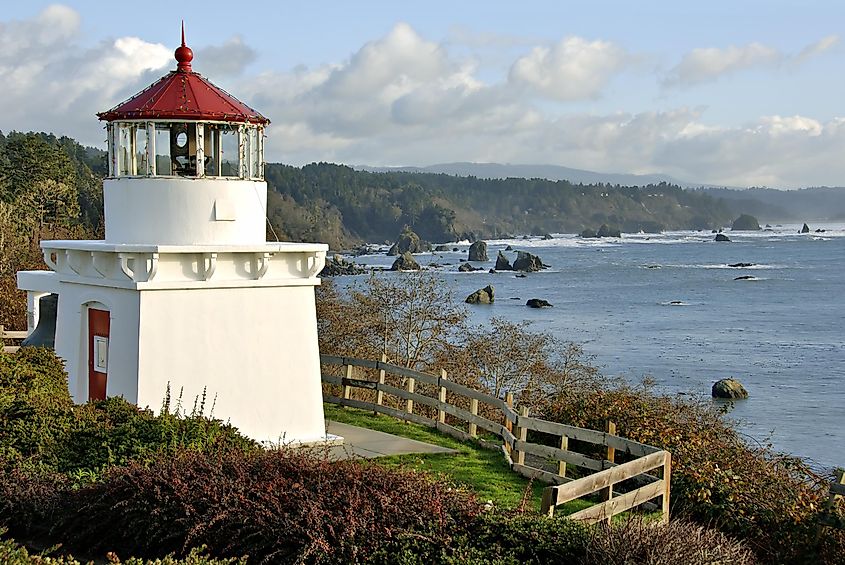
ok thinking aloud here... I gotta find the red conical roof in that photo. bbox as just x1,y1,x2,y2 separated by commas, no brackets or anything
97,24,268,125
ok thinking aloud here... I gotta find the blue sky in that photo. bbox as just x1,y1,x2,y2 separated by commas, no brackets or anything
2,1,844,187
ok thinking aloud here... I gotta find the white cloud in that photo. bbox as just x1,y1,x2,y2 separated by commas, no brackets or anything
0,6,173,142
196,36,256,77
508,37,629,100
665,36,840,86
793,34,840,65
665,42,780,86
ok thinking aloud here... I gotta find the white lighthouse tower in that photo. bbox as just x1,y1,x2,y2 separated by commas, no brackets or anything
17,28,334,445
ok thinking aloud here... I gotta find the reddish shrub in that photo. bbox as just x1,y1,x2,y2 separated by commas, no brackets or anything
49,448,481,564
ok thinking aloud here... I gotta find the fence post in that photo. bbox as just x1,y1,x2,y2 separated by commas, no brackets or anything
438,369,447,425
541,485,558,517
600,420,616,506
558,435,569,478
469,398,478,438
376,353,386,410
661,452,672,524
504,392,514,455
342,364,353,406
405,375,415,419
514,406,529,466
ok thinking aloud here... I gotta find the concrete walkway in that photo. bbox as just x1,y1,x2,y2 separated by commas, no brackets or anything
322,421,456,460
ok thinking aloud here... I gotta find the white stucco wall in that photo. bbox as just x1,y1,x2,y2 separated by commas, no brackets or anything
135,285,327,444
104,177,267,245
51,283,141,404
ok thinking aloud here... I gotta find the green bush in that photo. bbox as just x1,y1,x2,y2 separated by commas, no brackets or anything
0,348,76,467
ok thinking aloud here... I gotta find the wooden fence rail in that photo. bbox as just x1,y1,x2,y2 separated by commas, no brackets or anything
320,354,671,524
1,325,27,353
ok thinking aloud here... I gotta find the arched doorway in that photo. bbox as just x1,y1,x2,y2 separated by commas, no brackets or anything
87,306,110,401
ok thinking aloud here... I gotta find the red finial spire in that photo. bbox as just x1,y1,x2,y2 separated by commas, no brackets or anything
174,20,193,72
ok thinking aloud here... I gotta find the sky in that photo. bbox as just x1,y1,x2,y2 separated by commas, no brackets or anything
1,1,844,188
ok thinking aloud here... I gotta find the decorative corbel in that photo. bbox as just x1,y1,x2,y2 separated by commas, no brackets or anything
202,252,217,280
255,252,271,279
118,253,135,280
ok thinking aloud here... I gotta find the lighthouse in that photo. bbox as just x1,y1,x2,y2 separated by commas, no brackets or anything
16,27,335,445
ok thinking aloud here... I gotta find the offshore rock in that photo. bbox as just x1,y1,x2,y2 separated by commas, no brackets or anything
458,263,481,272
731,214,761,231
712,378,749,399
495,251,513,271
800,223,810,234
715,233,731,242
526,298,553,308
387,227,425,256
580,228,598,238
468,240,489,262
390,251,421,271
319,255,366,277
513,251,546,272
466,285,495,304
597,224,622,238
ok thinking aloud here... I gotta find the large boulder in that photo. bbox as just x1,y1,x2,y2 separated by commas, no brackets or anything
466,285,495,304
800,223,810,234
319,255,366,277
468,241,489,262
580,228,598,238
526,298,553,308
390,252,421,271
458,263,481,272
513,251,546,272
434,244,451,252
715,233,731,242
387,227,425,256
597,224,622,238
711,378,749,399
495,251,513,271
731,214,761,231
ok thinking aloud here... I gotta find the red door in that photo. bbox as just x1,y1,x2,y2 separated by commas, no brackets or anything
88,308,110,401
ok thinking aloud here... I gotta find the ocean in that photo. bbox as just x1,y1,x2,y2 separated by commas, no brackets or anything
336,223,845,470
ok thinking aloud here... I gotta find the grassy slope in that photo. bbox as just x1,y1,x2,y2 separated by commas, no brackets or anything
323,404,593,514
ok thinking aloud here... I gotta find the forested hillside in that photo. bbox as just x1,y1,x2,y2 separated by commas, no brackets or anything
0,131,105,327
266,163,734,247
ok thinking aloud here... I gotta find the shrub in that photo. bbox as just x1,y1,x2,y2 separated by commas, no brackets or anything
0,348,76,466
583,517,758,565
46,448,482,563
0,530,246,564
55,396,256,478
366,512,590,564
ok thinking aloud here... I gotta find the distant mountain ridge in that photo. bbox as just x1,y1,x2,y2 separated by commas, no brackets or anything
358,162,704,188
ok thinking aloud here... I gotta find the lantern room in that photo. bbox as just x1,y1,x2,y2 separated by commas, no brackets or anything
96,26,270,245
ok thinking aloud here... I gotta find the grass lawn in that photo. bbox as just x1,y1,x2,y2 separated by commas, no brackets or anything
324,403,593,514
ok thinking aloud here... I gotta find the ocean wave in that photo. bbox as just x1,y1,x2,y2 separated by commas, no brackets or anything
666,263,785,270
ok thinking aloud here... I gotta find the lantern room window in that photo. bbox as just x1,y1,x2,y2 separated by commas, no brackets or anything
108,121,264,180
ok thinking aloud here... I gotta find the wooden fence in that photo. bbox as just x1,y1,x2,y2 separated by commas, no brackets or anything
1,325,26,353
819,469,845,530
321,354,671,524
